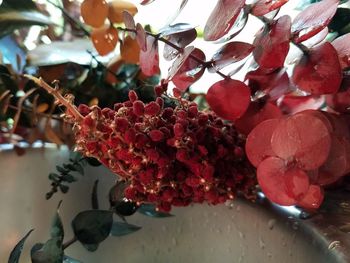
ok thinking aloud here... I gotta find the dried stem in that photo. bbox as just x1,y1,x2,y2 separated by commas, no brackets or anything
62,236,78,250
117,27,231,80
24,75,83,122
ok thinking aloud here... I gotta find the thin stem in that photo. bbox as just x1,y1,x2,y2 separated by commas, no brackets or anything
117,27,231,80
62,236,78,250
24,75,83,122
8,105,63,121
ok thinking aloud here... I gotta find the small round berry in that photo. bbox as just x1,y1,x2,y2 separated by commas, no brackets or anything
149,130,164,142
133,100,145,116
128,90,138,102
145,102,161,116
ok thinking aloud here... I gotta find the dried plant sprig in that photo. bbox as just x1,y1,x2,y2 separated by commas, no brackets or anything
24,75,83,122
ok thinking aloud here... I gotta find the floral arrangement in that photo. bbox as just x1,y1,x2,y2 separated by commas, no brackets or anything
4,0,350,262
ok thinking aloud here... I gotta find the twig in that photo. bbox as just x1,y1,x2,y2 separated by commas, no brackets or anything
117,27,231,80
24,75,83,122
62,236,78,250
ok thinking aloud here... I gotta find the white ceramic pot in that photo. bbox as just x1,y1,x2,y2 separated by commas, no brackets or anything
0,146,348,263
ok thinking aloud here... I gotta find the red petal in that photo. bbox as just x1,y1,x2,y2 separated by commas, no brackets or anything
279,95,325,114
292,0,339,43
246,118,281,167
284,167,310,201
203,0,245,41
332,33,350,69
292,42,342,95
206,79,251,121
171,48,206,91
139,35,160,76
297,185,324,209
257,156,297,206
209,41,254,72
271,112,331,170
235,101,282,135
253,15,291,69
251,0,289,17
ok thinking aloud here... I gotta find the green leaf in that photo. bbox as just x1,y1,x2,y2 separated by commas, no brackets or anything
59,184,69,193
61,174,77,183
91,180,99,210
31,237,63,263
51,202,64,241
110,222,141,237
56,165,69,174
82,243,99,252
72,210,113,245
8,229,34,263
69,151,82,162
0,0,52,39
138,204,173,218
48,173,59,182
63,255,83,263
73,163,84,176
329,8,350,35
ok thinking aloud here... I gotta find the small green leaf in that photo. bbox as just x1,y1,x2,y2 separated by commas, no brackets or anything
48,173,59,182
91,180,99,210
8,229,34,263
51,202,64,241
56,165,69,174
82,243,99,252
138,204,173,218
110,222,141,237
31,237,63,263
73,163,84,176
59,184,69,194
72,210,113,245
61,174,77,183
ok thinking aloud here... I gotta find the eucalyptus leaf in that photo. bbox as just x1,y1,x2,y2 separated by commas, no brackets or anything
72,210,113,245
8,229,34,263
0,0,52,39
63,255,83,263
138,204,173,218
110,222,141,237
31,238,63,263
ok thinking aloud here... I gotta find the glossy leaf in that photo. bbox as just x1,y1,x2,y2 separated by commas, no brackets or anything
257,156,297,206
163,0,189,26
332,33,350,69
160,23,196,37
138,204,173,217
81,0,108,28
297,185,324,209
326,88,350,113
209,41,254,73
251,0,289,17
271,112,331,170
8,229,34,263
139,35,160,76
108,0,137,24
110,222,141,236
253,15,291,69
203,0,245,41
246,118,281,167
293,42,342,95
291,0,339,43
206,79,251,121
91,26,118,56
279,95,325,114
168,46,195,79
163,29,197,61
171,48,205,91
0,0,52,38
136,23,147,51
235,101,282,135
284,167,310,200
302,27,328,48
72,210,113,245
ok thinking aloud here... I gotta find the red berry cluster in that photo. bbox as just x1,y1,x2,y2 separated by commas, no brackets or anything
245,109,350,210
74,89,256,212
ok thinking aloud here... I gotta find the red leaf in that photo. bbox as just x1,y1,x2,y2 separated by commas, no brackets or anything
302,27,328,48
123,11,136,39
172,48,206,91
203,0,245,41
271,112,331,170
297,185,324,209
209,41,254,73
139,35,160,76
163,29,197,61
140,0,155,5
168,46,195,79
246,118,281,167
136,23,147,51
251,0,289,17
291,0,339,43
323,112,350,139
257,156,297,206
253,15,291,69
326,89,350,113
284,167,310,201
235,101,282,135
246,68,291,100
292,42,342,95
332,33,350,69
279,95,325,114
206,79,251,121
